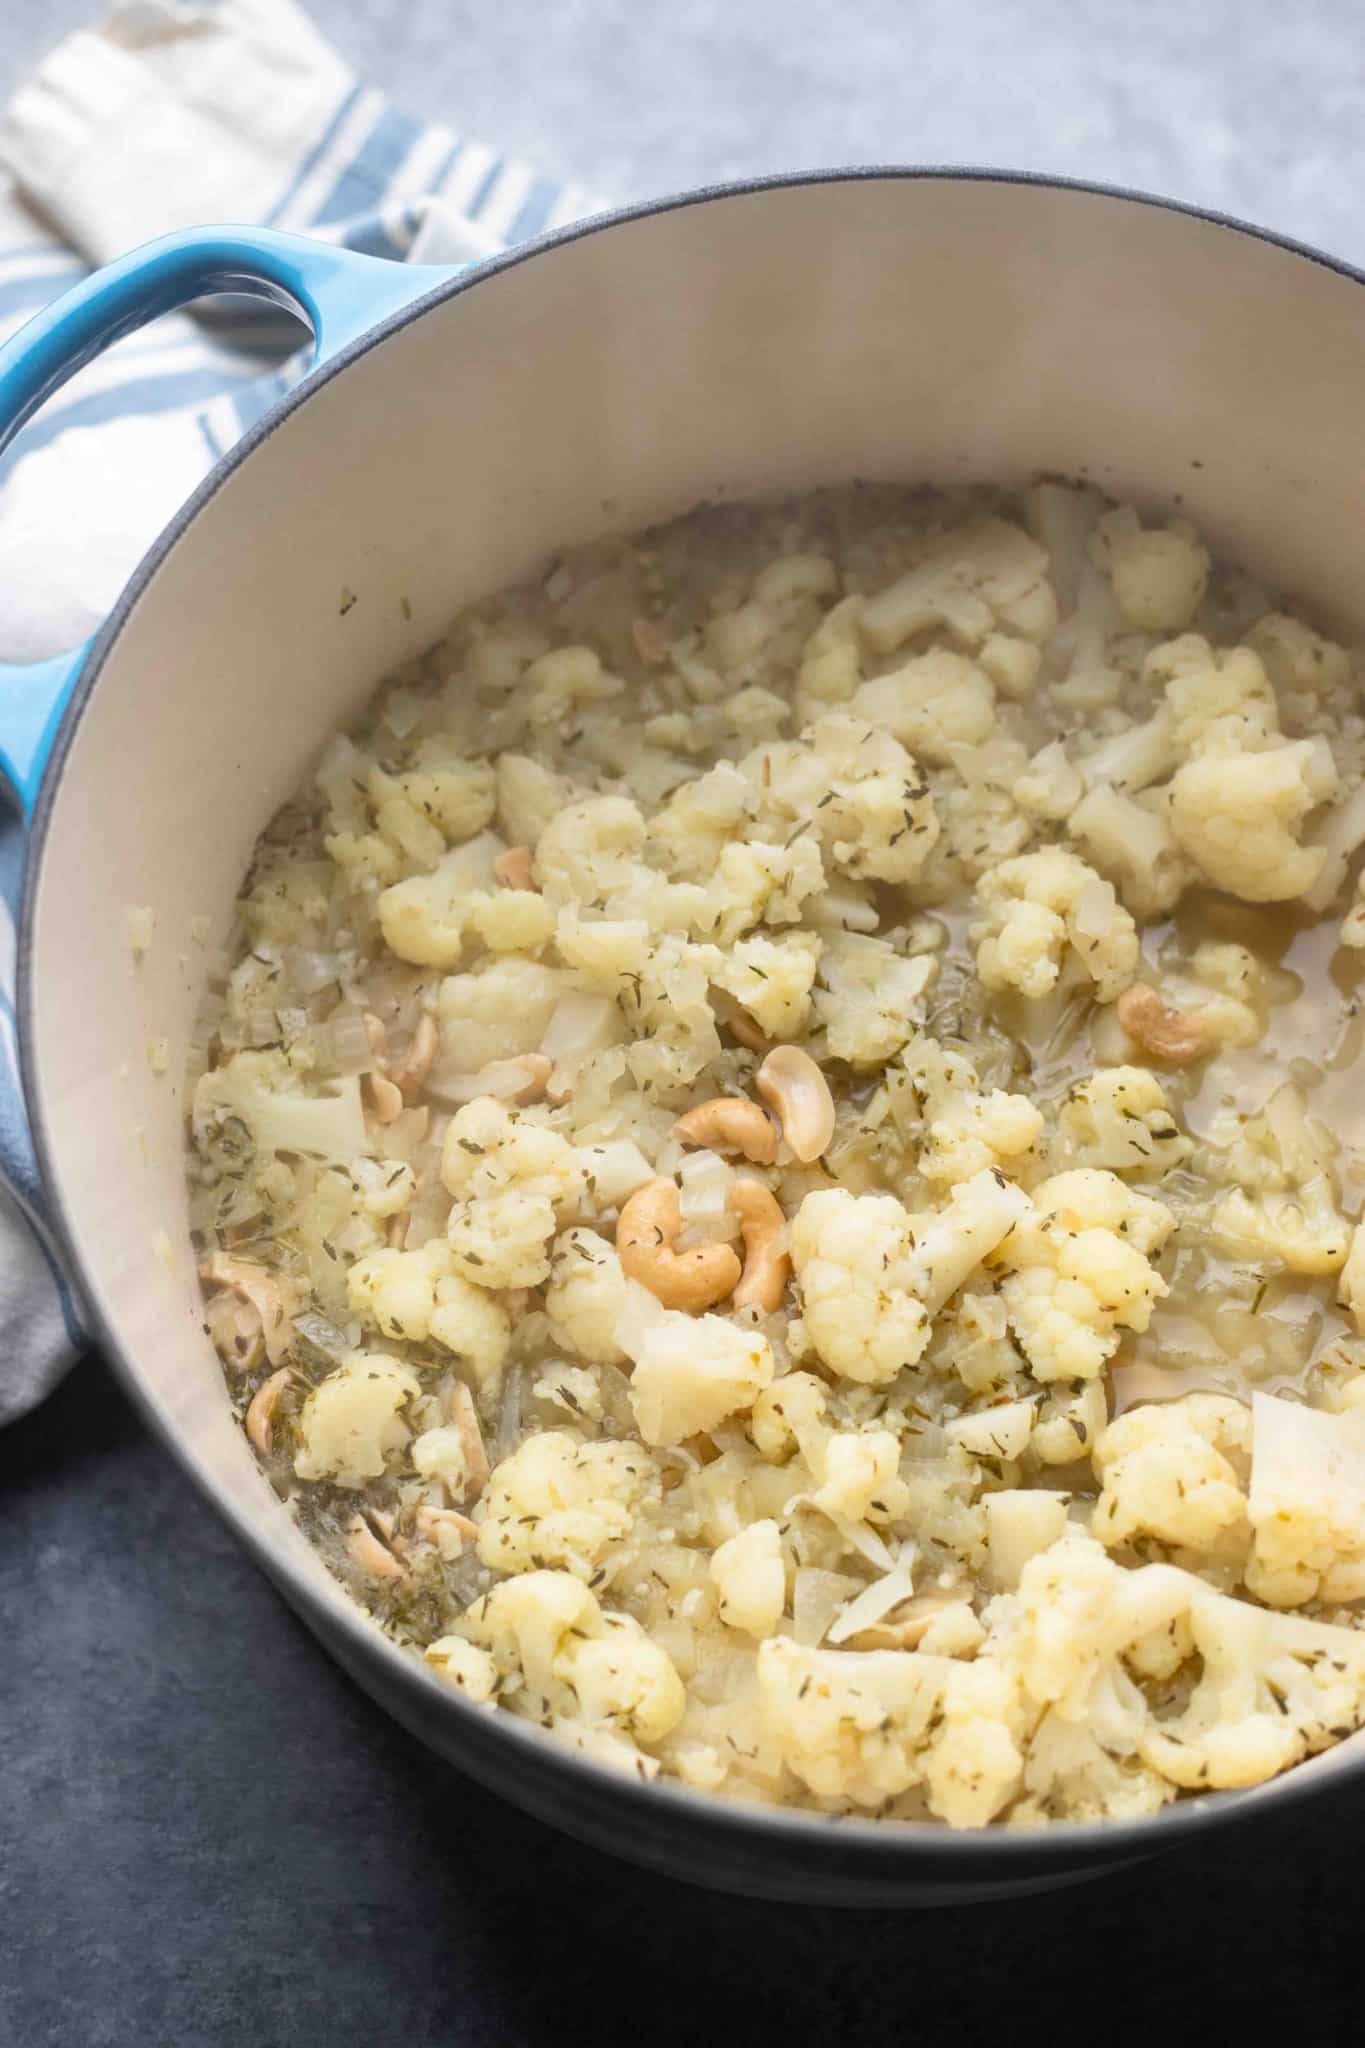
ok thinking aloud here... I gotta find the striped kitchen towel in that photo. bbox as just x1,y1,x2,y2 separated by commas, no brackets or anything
0,0,609,1422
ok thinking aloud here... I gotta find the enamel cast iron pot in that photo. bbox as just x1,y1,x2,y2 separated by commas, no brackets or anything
5,172,1365,1906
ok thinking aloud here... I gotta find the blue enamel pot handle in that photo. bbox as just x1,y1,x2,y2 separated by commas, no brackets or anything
0,225,457,813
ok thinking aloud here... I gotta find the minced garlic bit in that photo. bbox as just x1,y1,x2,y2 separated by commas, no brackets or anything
188,480,1365,1831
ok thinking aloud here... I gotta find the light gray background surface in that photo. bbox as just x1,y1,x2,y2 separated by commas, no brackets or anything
3,0,1365,260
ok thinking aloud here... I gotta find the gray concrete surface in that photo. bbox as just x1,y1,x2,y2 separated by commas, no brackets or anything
3,0,1365,260
4,7,1365,2045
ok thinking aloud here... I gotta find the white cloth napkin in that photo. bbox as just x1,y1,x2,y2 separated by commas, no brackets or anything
0,0,608,1420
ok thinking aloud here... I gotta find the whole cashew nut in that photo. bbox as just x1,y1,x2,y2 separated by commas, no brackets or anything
389,1011,439,1098
1115,983,1211,1066
244,1365,294,1455
756,1046,836,1162
413,1504,479,1553
616,1177,741,1312
729,1178,790,1314
450,1380,490,1503
363,1013,404,1123
672,1097,777,1165
494,845,535,890
345,1511,405,1580
200,1253,299,1366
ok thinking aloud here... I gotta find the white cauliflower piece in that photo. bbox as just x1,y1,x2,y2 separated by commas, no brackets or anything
1138,1574,1365,1790
427,1273,513,1387
1210,1084,1348,1276
1053,1067,1190,1175
812,931,937,1067
342,1239,514,1379
710,1519,787,1638
812,1431,912,1524
1090,506,1209,631
705,835,827,943
983,1490,1070,1590
440,1095,587,1208
993,1169,1175,1382
458,1571,685,1745
757,1636,1023,1822
1092,1396,1250,1553
475,1432,659,1580
791,1173,1032,1385
496,751,578,849
647,761,750,880
1013,740,1084,822
851,649,996,765
899,1032,1044,1186
622,934,724,1095
193,1053,367,1167
860,517,1055,652
436,958,564,1073
1245,1392,1365,1607
447,1188,558,1288
1169,737,1339,903
293,1352,420,1489
742,714,940,887
1248,612,1352,700
545,1228,629,1365
378,846,552,969
712,932,822,1039
347,1242,447,1341
971,849,1138,1002
1155,635,1280,753
424,1636,499,1706
1068,782,1187,918
625,1311,775,1446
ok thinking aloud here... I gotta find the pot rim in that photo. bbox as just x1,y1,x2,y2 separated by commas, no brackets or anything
24,163,1365,1877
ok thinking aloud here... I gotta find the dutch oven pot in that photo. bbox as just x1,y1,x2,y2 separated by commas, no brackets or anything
5,173,1365,1906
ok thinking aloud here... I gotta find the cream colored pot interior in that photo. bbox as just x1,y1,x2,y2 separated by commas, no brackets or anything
27,177,1365,1675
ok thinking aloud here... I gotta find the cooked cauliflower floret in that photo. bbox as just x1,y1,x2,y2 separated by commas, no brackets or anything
710,1520,787,1638
712,932,822,1039
1244,1392,1365,1607
379,848,552,968
1093,1396,1250,1553
1248,612,1352,701
740,713,940,888
992,1169,1175,1382
812,931,938,1068
851,649,996,764
447,1188,558,1288
440,1095,587,1208
898,1032,1043,1186
1139,1573,1365,1790
624,1310,775,1446
791,1173,1032,1385
859,517,1055,653
193,1052,367,1167
1091,507,1209,632
424,1635,500,1704
458,1571,685,1746
757,1636,1024,1823
1210,1085,1348,1276
436,957,564,1072
971,849,1138,1002
1168,737,1338,903
293,1352,420,1488
475,1432,659,1579
345,1243,512,1380
812,1430,912,1524
1053,1067,1189,1175
545,1228,629,1365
